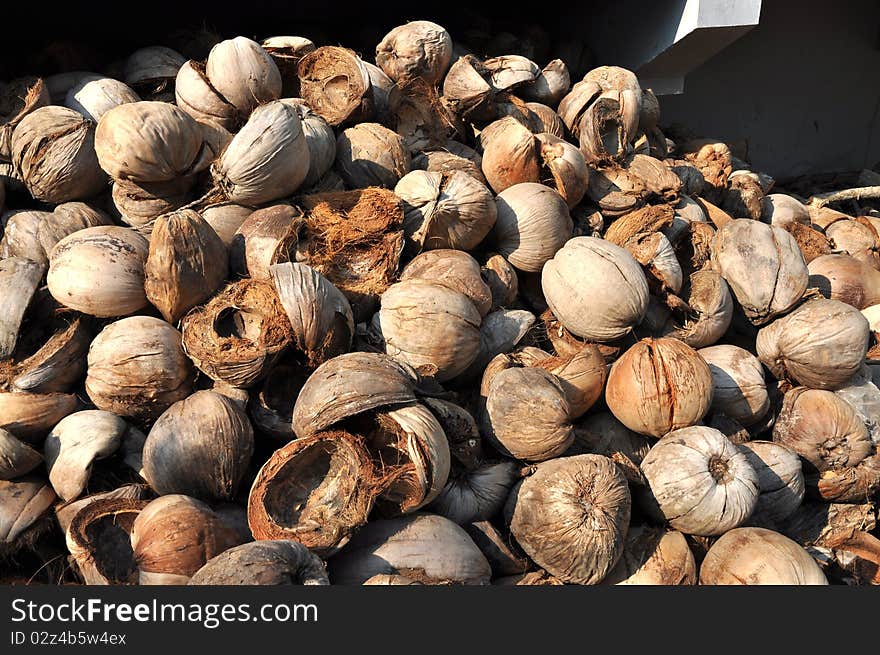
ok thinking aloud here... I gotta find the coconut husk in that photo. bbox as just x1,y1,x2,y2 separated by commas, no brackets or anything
188,540,329,585
603,204,674,247
784,221,833,263
112,176,197,233
181,279,293,389
299,188,404,322
721,173,765,220
297,47,374,127
38,202,113,256
0,477,56,546
0,428,42,480
65,497,147,584
230,204,303,279
0,392,80,444
465,521,530,578
412,140,485,185
387,79,464,154
248,430,379,556
54,484,152,534
0,258,42,361
0,77,50,161
681,139,733,204
248,361,309,441
441,55,495,120
262,36,316,97
145,209,228,323
0,209,51,265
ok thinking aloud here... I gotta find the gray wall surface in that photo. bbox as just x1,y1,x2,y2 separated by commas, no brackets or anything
656,0,880,179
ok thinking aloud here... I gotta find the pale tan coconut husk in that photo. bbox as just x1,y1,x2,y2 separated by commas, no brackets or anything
112,176,197,232
37,202,112,257
0,392,80,444
376,21,453,86
0,428,42,480
0,77,50,161
808,253,880,309
297,47,374,127
262,36,316,97
441,55,495,120
229,204,303,280
602,526,697,585
334,122,411,189
0,258,42,361
174,60,238,130
181,279,293,389
680,139,733,204
11,106,107,203
1,209,51,265
205,36,282,117
412,140,486,184
299,188,404,322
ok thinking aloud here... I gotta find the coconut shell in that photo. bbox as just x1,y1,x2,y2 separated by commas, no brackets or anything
480,117,541,194
542,236,648,341
189,540,329,585
64,497,146,584
756,298,869,390
297,47,374,127
508,454,630,584
131,494,249,584
4,297,92,394
0,258,42,360
699,344,770,427
181,279,293,389
248,431,377,556
809,253,880,309
270,262,354,367
205,36,281,117
329,513,491,585
143,391,253,501
481,365,573,461
602,526,697,585
711,219,808,325
111,176,197,232
739,441,805,526
493,183,572,272
412,141,486,184
396,170,497,254
145,209,228,323
606,338,713,437
1,209,51,264
0,392,80,444
376,21,452,85
291,352,417,439
0,476,56,544
335,122,411,189
64,76,139,123
95,101,213,183
400,250,492,317
699,527,827,585
461,309,537,380
229,204,303,280
640,426,759,536
174,60,238,130
212,100,310,205
262,36,316,97
0,428,42,479
11,106,106,203
86,316,193,423
0,77,50,161
44,410,145,502
430,461,519,525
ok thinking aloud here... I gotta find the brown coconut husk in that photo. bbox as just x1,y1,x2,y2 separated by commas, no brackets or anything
297,47,374,127
299,188,404,321
181,279,293,389
603,204,674,247
387,79,465,154
65,497,147,584
784,221,833,263
247,430,380,556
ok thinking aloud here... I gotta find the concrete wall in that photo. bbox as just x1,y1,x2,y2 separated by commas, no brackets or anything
656,0,880,178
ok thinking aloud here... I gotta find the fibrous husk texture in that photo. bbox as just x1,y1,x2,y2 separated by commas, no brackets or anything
189,540,329,585
181,279,293,389
299,188,404,321
508,454,631,584
297,47,374,127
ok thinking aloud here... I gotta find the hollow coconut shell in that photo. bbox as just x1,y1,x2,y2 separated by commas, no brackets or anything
65,497,146,585
429,461,519,525
0,476,56,544
297,47,374,127
0,428,42,480
229,204,303,280
64,76,140,123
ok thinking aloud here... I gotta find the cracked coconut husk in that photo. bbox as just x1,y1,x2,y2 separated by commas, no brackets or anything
603,203,674,247
387,79,465,154
299,188,404,322
65,497,147,584
248,430,380,557
181,279,293,389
